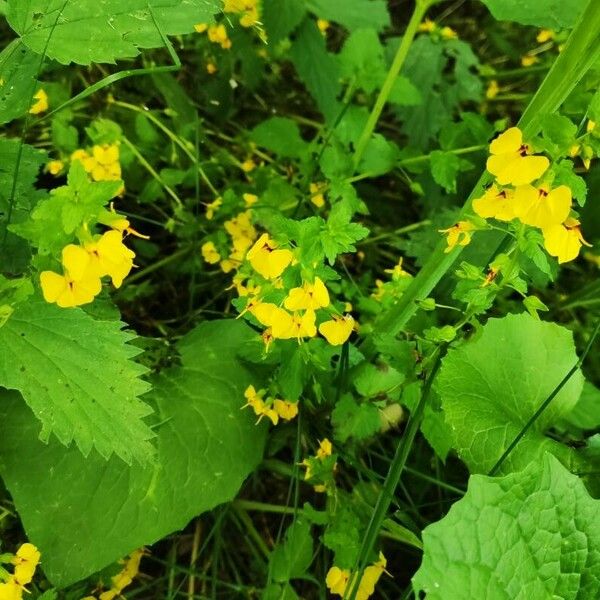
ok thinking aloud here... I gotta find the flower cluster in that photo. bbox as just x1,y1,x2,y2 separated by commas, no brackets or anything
242,384,298,425
223,0,260,28
0,543,41,600
72,144,122,184
82,549,144,600
417,18,458,40
40,227,136,308
326,552,388,600
195,23,232,49
476,127,589,263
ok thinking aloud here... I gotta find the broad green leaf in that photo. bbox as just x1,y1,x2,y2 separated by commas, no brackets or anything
0,299,154,463
289,19,341,122
306,0,390,32
413,454,600,599
0,40,41,124
262,0,306,44
480,0,587,29
332,395,381,442
250,117,308,159
437,313,584,474
339,28,386,94
429,150,461,193
270,519,313,583
0,320,267,587
7,0,221,65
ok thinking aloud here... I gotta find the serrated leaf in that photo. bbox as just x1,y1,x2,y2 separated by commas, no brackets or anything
7,0,221,65
270,519,313,583
413,454,600,599
262,0,306,44
437,313,584,474
480,0,587,29
320,201,369,264
429,150,461,193
306,0,390,31
0,39,41,125
0,299,154,464
0,320,267,586
339,28,386,94
332,395,381,442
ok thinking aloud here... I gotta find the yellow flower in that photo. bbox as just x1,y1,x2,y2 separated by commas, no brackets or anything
40,246,102,308
521,54,539,67
284,276,330,311
106,215,149,239
0,578,22,600
271,308,317,341
11,543,40,587
273,399,299,421
84,230,135,288
418,18,436,33
194,23,208,33
440,220,476,252
201,241,221,264
536,29,555,43
240,7,259,28
224,210,256,240
542,217,591,264
485,79,499,100
241,158,257,172
89,144,121,182
316,438,332,459
440,26,458,40
242,385,278,425
247,233,293,279
326,567,350,596
205,197,222,220
318,314,354,346
317,18,330,34
206,61,217,74
207,24,232,49
356,553,387,600
486,127,549,186
512,184,571,229
29,89,48,114
587,120,596,133
46,160,64,176
472,185,515,221
309,182,326,208
384,257,412,280
243,193,258,206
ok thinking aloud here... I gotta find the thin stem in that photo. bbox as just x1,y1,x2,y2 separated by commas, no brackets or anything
352,0,434,169
488,318,600,476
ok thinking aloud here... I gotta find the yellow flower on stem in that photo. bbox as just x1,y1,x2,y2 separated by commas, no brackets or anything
0,578,22,600
542,217,591,264
326,553,387,600
384,257,412,280
29,89,48,114
284,276,330,311
309,182,326,208
242,385,278,425
318,314,354,346
440,26,458,40
40,246,102,308
241,158,257,172
512,184,571,229
201,241,221,264
485,79,500,100
247,233,293,279
84,230,135,288
273,399,298,421
46,160,65,176
316,438,332,459
326,567,351,596
521,54,539,67
418,18,436,33
271,308,317,341
243,192,259,206
536,29,555,43
472,185,516,221
439,220,476,253
207,24,232,49
317,19,330,34
486,127,549,186
11,543,40,587
205,197,222,220
89,144,121,182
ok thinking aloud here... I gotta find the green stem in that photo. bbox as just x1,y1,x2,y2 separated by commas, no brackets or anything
398,144,486,167
346,347,445,600
352,0,435,170
375,0,600,337
488,318,600,476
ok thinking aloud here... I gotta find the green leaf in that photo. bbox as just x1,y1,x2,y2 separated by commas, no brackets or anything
323,501,362,568
0,299,154,464
553,159,587,206
320,201,369,264
250,117,308,159
306,0,390,31
480,0,587,29
0,40,40,125
339,28,386,94
270,519,313,583
289,19,341,121
561,381,600,431
332,395,381,442
359,134,400,177
0,320,267,587
262,0,306,44
352,362,404,398
7,0,221,65
413,454,600,599
429,150,461,193
437,313,584,474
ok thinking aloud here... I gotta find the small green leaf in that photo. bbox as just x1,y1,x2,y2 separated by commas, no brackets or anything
480,0,587,29
332,395,381,442
430,150,461,194
320,201,369,264
306,0,390,31
413,454,600,599
339,28,386,94
250,117,308,159
437,313,584,474
262,0,306,44
270,519,313,583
